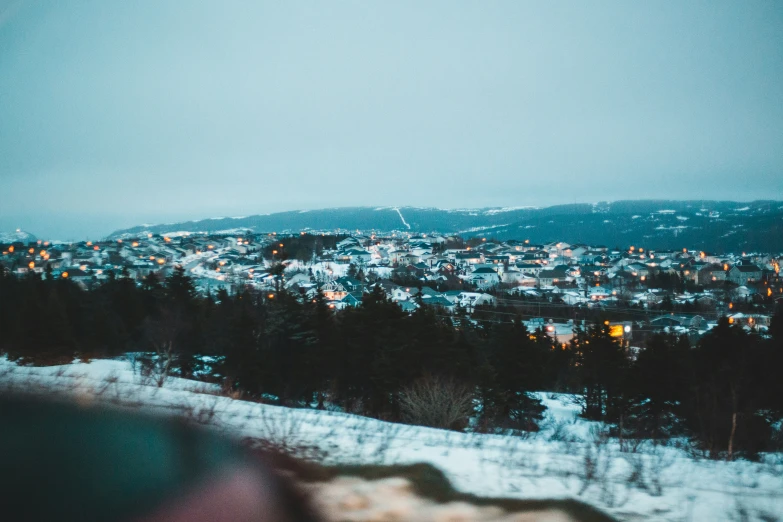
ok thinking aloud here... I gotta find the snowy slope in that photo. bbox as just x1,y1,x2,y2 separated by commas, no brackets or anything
1,357,781,521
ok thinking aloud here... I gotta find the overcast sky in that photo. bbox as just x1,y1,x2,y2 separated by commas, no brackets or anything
1,1,782,240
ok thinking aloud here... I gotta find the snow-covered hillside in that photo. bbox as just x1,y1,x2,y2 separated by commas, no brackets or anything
0,229,37,244
2,357,781,521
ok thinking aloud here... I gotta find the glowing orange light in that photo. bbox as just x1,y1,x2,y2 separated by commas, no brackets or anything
28,261,34,269
62,272,69,278
268,294,275,299
157,259,165,265
39,250,46,256
8,246,14,253
28,248,34,254
94,246,99,251
729,302,733,309
729,317,734,324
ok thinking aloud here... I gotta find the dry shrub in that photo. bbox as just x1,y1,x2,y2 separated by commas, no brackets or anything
399,375,475,431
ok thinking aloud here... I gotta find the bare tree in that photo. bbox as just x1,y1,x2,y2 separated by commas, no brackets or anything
141,307,187,387
399,375,475,431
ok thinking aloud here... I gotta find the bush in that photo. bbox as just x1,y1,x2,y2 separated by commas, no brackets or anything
399,375,475,431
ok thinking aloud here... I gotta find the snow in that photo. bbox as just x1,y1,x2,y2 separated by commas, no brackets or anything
1,357,781,522
392,207,412,230
482,207,539,215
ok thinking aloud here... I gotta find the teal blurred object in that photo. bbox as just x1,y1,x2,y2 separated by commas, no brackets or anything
0,396,309,521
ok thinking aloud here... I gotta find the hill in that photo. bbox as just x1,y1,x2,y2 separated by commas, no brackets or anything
108,200,783,252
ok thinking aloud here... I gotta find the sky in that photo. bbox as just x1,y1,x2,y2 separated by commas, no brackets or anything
1,1,782,240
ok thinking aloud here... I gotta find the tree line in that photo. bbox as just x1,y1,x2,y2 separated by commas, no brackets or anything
1,265,781,459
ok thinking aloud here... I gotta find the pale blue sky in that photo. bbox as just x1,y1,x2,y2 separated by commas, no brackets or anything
1,1,782,239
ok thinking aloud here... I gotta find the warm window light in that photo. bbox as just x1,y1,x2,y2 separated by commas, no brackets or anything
94,246,99,251
157,259,165,265
8,246,14,253
268,294,275,299
39,250,46,256
28,248,34,254
28,261,34,269
62,272,69,278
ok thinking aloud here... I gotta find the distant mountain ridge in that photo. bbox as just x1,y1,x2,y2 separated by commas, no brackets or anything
0,229,37,244
108,200,783,253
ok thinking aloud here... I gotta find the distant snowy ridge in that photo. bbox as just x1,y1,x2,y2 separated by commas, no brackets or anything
0,229,37,244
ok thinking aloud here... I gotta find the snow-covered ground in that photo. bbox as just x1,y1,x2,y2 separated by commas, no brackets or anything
1,357,781,521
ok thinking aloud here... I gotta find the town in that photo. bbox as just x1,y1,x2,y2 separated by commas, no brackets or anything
2,227,780,346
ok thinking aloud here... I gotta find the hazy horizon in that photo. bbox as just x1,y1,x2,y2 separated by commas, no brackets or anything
2,1,782,239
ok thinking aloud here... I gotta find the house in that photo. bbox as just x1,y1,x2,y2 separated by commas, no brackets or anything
341,291,363,308
398,301,418,313
729,264,762,285
698,264,727,284
516,262,544,276
320,280,348,301
455,251,483,265
649,315,704,331
536,268,569,287
468,267,500,289
335,276,364,292
455,292,496,311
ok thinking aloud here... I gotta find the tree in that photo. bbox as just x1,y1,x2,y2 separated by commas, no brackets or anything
573,322,629,421
627,333,689,439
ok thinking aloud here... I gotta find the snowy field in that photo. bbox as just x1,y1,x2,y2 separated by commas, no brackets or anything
1,357,781,521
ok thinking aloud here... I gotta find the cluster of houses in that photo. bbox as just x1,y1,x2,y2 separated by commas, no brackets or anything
2,230,781,340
